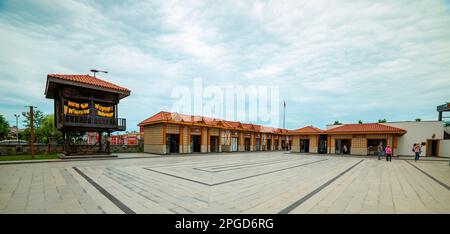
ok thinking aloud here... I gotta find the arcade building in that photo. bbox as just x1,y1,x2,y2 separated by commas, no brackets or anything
140,111,449,157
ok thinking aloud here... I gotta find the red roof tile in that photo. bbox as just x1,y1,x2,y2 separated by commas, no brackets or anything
48,74,130,92
290,126,322,134
324,123,406,134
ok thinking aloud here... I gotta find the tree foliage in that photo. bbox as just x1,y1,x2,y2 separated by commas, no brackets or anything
21,113,62,143
333,121,342,125
358,120,363,124
22,109,44,129
378,118,387,123
0,114,10,140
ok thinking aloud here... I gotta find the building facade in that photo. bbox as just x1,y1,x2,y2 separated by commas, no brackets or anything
138,111,292,154
139,111,449,157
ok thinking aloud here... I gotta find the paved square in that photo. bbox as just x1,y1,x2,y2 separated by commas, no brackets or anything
0,152,449,214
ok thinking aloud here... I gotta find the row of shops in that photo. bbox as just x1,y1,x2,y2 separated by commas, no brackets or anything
139,111,448,157
139,112,292,154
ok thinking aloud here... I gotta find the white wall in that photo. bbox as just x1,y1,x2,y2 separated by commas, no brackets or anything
383,121,444,156
439,140,450,157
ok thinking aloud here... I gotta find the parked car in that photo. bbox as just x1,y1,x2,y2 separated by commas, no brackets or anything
0,140,29,145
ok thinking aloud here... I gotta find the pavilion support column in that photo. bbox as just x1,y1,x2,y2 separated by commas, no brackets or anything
179,125,183,153
106,131,111,154
327,135,331,154
218,129,222,152
207,128,210,153
187,127,191,153
162,124,167,154
98,131,102,152
270,134,275,150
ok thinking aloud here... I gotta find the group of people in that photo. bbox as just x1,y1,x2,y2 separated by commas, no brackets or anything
377,143,393,161
378,142,423,161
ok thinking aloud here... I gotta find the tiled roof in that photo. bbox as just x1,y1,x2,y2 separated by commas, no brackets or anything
324,123,406,134
290,126,322,134
139,111,288,133
47,74,130,92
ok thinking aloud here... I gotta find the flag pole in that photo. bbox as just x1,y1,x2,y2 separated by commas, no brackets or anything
283,100,286,129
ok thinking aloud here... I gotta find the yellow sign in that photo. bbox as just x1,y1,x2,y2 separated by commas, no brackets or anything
67,100,89,109
97,110,114,118
95,103,113,112
64,106,90,115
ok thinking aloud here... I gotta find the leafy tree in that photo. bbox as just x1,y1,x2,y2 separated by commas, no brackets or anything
22,109,44,128
333,121,342,125
36,114,62,143
378,118,387,123
415,118,421,122
21,109,44,143
0,114,10,140
358,120,363,124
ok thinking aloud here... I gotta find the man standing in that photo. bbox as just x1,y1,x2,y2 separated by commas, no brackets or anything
378,142,384,160
413,143,422,162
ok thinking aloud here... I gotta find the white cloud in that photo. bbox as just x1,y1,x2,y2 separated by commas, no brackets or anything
0,0,449,130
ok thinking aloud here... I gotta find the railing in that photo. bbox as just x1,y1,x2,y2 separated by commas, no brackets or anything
63,115,126,130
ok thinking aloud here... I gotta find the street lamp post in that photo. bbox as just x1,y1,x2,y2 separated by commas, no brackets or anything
90,69,108,77
13,114,19,144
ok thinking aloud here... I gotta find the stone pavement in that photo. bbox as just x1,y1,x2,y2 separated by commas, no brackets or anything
0,152,448,214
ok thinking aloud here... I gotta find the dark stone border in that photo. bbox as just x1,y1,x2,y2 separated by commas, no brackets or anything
144,158,328,186
73,167,136,214
278,159,364,214
193,158,306,173
405,161,450,191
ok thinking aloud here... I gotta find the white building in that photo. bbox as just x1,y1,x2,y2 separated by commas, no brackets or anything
384,121,449,157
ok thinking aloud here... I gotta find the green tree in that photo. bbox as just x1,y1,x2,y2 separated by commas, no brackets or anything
0,114,10,140
22,109,44,128
333,121,342,125
37,114,62,143
378,118,387,123
358,120,363,124
415,118,421,122
21,109,44,143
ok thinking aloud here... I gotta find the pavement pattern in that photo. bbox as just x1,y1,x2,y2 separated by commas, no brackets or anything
0,152,449,214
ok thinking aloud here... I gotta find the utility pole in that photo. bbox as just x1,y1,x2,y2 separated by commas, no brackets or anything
14,114,19,144
25,106,36,159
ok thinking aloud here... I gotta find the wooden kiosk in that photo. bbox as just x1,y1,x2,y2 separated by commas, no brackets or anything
45,74,130,156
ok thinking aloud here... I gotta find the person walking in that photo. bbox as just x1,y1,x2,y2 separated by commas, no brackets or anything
413,143,422,162
385,145,392,162
378,142,384,160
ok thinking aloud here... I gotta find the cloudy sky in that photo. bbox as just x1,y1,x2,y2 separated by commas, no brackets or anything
1,0,450,131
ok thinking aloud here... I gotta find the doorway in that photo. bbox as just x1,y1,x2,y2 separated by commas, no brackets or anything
266,139,272,151
256,138,261,151
274,140,279,150
426,140,439,157
190,135,201,153
335,139,351,154
318,135,328,154
300,139,310,153
245,138,251,151
367,139,387,156
166,134,179,154
210,136,219,153
231,137,238,152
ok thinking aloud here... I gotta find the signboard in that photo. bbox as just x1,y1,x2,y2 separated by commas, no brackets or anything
190,127,201,135
437,103,450,112
64,100,90,115
95,103,114,118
